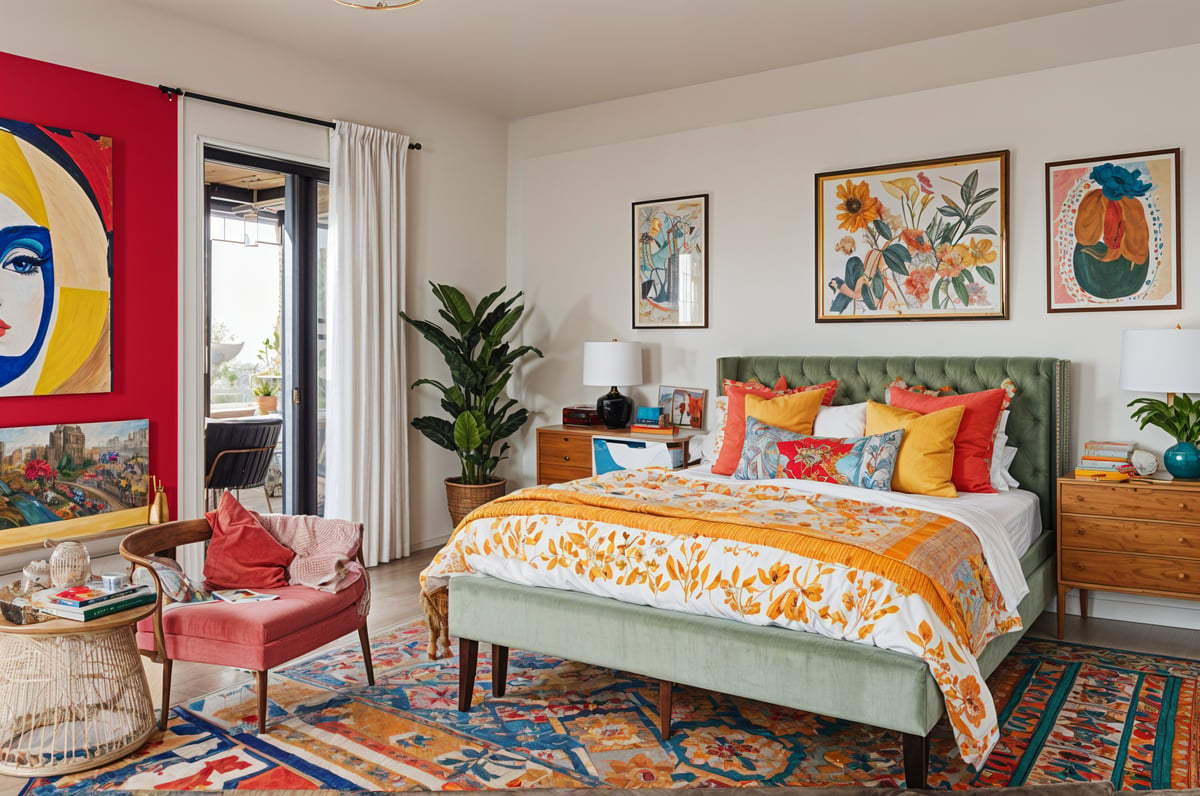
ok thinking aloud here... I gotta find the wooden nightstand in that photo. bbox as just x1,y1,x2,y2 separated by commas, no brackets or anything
1055,475,1200,638
536,424,700,485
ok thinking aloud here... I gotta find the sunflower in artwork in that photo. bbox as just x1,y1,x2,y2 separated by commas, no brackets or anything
834,180,881,232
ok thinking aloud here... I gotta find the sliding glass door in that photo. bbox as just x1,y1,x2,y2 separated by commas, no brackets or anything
203,147,328,515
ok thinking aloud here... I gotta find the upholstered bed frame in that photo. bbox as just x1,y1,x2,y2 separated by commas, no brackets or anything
449,356,1070,787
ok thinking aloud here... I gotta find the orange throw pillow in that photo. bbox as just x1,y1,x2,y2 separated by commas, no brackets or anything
203,491,295,590
888,386,1007,494
712,378,838,475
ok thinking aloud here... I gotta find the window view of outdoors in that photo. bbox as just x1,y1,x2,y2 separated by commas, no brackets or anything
206,162,285,512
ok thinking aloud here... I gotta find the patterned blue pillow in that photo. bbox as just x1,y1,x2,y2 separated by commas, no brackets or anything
733,417,814,480
776,429,904,491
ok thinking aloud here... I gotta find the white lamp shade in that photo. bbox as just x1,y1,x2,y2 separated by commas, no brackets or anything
583,341,643,387
1120,328,1200,393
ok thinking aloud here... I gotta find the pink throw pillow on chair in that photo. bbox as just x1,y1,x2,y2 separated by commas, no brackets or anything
203,491,295,590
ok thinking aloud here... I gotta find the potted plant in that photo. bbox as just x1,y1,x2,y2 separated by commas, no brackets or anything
252,378,279,414
1128,393,1200,478
402,283,543,524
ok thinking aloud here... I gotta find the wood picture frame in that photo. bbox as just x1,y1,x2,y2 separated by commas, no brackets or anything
657,386,706,430
633,194,708,329
1045,148,1181,313
815,150,1009,322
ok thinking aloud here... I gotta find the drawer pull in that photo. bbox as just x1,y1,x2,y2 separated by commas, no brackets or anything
1180,573,1189,581
563,456,570,461
1181,503,1187,510
1075,528,1085,535
1181,537,1188,545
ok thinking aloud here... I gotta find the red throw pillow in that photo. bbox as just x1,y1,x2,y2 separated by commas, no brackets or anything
888,386,1007,494
203,491,295,590
712,378,838,475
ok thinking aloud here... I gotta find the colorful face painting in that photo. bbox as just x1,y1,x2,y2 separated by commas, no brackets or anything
0,118,112,397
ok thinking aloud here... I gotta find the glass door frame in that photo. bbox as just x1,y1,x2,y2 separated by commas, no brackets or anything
203,145,328,515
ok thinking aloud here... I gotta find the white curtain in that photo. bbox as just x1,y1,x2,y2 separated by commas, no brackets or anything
325,121,410,565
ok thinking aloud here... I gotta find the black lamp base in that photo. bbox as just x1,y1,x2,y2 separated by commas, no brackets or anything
596,387,633,428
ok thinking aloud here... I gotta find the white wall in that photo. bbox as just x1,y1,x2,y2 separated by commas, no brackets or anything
1,0,510,554
507,19,1200,627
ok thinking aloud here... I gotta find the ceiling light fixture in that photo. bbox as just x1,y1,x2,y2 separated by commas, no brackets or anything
333,0,423,9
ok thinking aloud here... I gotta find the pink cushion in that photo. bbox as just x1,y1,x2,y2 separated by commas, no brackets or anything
203,491,295,590
137,578,365,671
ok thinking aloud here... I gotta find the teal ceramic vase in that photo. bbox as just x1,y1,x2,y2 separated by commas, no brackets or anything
1163,440,1200,479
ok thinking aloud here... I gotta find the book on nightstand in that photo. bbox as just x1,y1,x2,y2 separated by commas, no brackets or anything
629,424,678,435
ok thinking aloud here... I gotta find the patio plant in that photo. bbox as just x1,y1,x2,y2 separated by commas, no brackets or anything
402,283,542,521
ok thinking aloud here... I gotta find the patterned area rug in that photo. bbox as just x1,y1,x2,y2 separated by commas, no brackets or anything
22,620,1200,793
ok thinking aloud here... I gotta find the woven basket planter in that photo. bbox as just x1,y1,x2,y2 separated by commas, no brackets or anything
444,477,506,527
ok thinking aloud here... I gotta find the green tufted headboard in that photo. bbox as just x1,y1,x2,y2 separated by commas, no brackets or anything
716,356,1070,529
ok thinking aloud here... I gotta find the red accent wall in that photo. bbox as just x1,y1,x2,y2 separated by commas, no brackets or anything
0,51,178,509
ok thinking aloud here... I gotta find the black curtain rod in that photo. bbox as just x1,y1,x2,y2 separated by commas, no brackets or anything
158,85,422,150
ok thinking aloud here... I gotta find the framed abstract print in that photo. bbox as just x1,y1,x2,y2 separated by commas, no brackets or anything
0,117,113,396
816,150,1008,322
633,194,708,329
1046,148,1180,312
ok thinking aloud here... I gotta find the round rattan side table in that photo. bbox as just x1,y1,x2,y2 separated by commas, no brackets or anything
0,602,157,776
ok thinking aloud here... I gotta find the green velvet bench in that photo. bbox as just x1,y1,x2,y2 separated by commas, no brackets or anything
450,356,1070,788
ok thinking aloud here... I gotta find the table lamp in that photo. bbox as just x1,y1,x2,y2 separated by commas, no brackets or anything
583,341,642,428
1120,327,1200,478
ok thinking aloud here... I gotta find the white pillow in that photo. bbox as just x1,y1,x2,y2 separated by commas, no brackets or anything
989,432,1010,491
700,396,728,465
1001,446,1019,488
813,402,867,437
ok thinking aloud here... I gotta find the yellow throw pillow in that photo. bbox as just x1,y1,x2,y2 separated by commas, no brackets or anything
864,401,965,497
744,389,826,436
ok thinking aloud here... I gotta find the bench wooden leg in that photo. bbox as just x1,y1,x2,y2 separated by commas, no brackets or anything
491,644,508,697
902,731,928,789
458,637,479,711
658,679,673,739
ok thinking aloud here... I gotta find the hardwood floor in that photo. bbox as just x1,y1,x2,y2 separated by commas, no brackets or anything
2,546,1197,794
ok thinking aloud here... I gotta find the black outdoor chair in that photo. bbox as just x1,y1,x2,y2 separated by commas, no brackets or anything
204,416,283,512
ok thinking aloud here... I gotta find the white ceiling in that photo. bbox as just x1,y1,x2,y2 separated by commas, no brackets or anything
126,0,1120,120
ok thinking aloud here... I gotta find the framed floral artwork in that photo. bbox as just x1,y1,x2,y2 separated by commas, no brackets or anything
815,150,1009,322
1045,148,1180,313
633,194,708,328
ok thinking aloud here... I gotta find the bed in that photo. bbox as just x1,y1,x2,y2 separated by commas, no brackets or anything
424,355,1069,787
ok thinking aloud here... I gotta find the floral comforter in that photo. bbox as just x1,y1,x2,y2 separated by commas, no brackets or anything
420,469,1026,767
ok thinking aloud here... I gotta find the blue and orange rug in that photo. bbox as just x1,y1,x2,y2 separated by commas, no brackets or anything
22,620,1200,792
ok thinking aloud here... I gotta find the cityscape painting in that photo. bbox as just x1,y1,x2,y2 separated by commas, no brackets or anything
0,419,150,550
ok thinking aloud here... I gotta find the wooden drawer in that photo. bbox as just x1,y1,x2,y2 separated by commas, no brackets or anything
1060,548,1200,597
538,432,593,467
538,462,591,484
1059,481,1200,523
1059,515,1200,559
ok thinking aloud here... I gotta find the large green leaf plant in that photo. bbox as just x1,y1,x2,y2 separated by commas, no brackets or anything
401,283,543,485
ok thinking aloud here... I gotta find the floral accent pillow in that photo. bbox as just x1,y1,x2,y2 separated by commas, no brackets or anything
776,430,905,491
733,417,813,480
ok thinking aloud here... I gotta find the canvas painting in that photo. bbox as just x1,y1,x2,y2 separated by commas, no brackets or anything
0,117,113,396
0,420,149,551
658,386,706,429
1046,148,1180,312
816,151,1008,321
633,194,708,328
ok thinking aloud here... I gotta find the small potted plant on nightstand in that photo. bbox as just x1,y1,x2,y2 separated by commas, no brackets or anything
1128,393,1200,478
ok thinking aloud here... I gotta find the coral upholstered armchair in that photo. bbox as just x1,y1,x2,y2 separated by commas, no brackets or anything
119,501,374,733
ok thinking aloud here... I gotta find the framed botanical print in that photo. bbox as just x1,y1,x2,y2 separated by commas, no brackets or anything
1046,148,1180,312
815,150,1008,322
632,194,708,329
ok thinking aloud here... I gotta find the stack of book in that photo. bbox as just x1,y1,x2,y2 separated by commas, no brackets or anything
29,581,154,621
1075,440,1136,480
629,422,677,435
